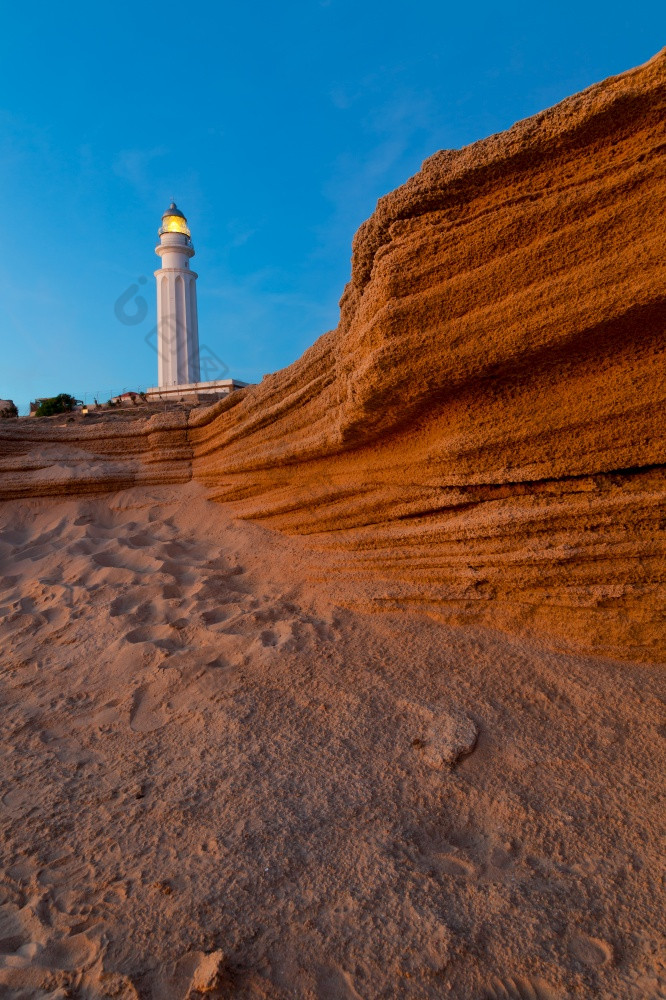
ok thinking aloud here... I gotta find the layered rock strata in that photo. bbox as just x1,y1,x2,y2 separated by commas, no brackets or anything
0,411,192,498
1,50,664,659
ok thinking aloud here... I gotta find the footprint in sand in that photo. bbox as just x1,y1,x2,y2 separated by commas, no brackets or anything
314,965,364,1000
489,844,517,872
0,902,48,954
0,900,97,979
126,531,154,548
260,628,279,648
255,620,300,651
569,933,613,968
251,601,298,625
413,824,484,882
1,610,48,640
109,595,140,618
130,682,170,733
310,617,337,641
199,607,242,628
1,785,38,816
482,975,563,999
158,558,200,584
192,570,245,604
38,931,99,971
430,852,477,879
37,855,94,889
64,538,98,557
124,625,181,651
93,549,161,575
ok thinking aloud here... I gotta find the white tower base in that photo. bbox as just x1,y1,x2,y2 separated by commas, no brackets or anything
145,378,249,403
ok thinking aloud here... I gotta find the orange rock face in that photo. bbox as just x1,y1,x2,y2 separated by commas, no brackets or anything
191,50,666,662
2,51,664,660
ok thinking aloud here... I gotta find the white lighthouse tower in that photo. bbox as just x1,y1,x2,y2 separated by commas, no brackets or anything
154,202,200,386
146,201,250,404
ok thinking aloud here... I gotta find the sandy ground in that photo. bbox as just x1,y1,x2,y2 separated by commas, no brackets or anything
0,483,663,1000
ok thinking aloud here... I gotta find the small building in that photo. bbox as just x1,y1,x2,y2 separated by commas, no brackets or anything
110,391,143,406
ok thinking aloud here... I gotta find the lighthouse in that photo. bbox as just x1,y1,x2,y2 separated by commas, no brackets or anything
146,202,250,404
154,202,200,386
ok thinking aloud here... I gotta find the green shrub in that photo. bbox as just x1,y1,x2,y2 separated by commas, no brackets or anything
34,394,78,417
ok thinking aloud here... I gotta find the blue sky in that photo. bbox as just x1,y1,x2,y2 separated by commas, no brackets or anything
0,1,661,413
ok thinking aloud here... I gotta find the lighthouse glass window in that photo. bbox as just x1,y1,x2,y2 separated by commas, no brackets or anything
162,215,191,237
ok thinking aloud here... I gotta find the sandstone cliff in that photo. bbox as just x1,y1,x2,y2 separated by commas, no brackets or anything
1,50,664,660
0,410,192,497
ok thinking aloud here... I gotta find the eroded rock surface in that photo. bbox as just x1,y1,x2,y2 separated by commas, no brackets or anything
1,50,664,660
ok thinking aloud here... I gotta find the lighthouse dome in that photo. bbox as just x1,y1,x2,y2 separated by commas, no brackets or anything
159,202,191,238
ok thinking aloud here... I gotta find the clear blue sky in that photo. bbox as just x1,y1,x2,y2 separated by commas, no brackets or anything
1,1,662,412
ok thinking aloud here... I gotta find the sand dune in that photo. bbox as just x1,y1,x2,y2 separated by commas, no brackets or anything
0,484,664,998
